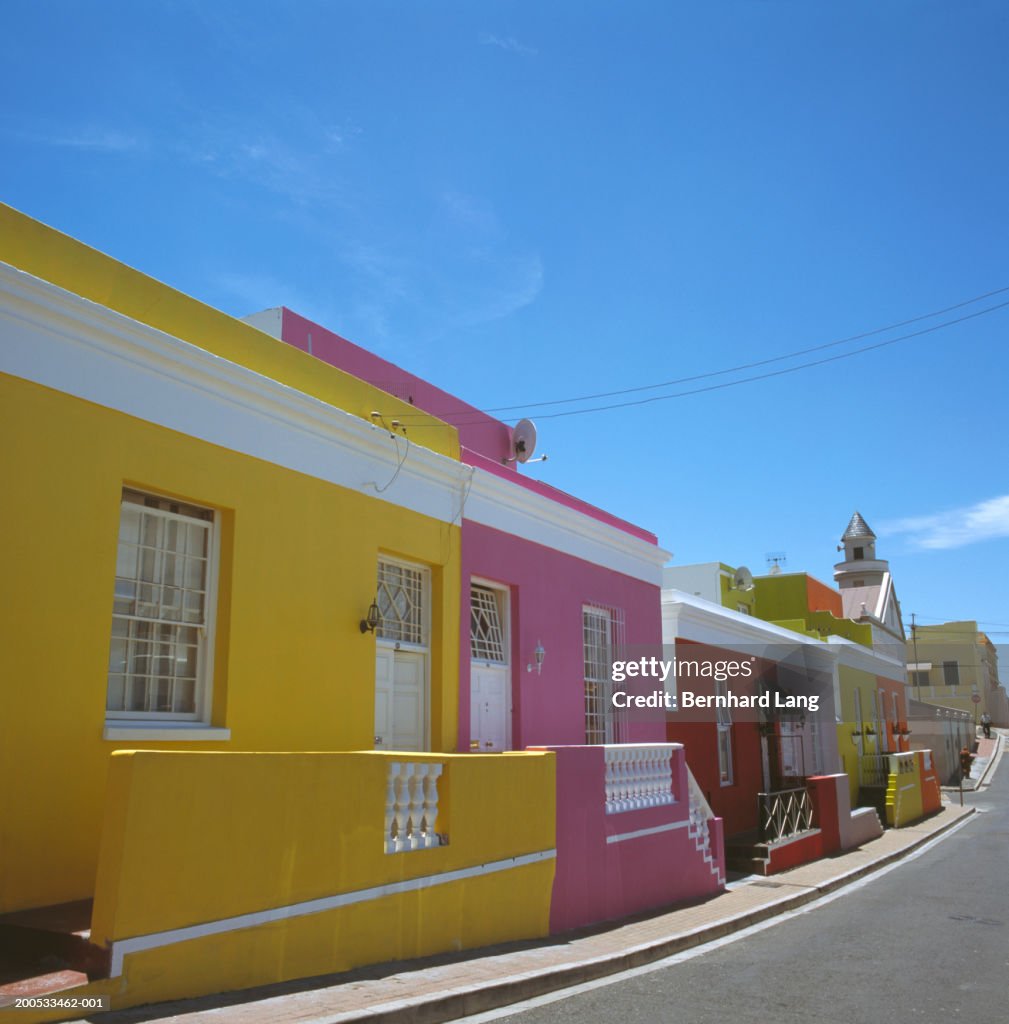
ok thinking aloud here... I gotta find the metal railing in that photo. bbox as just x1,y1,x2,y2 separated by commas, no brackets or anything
860,753,890,788
757,786,814,844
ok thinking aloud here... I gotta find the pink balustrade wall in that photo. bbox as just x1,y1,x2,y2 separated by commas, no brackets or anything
530,745,725,933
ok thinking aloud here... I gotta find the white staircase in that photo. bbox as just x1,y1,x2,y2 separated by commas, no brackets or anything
686,766,725,887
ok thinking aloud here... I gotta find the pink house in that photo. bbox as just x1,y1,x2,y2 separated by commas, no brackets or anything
244,307,669,753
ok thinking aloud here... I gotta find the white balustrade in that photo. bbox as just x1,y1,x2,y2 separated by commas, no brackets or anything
604,744,675,814
685,764,713,854
385,761,444,853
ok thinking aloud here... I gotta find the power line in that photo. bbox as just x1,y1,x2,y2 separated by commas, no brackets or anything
417,296,1009,426
481,283,1009,414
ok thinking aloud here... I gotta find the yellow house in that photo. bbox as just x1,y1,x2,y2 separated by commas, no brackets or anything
907,620,1008,725
0,204,475,915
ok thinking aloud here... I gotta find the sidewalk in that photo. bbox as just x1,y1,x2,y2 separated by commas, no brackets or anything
942,728,1004,793
90,802,975,1024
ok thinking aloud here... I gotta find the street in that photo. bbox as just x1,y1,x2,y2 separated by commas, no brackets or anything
462,758,1008,1024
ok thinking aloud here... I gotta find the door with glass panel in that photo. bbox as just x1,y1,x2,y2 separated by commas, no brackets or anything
469,582,510,752
373,559,429,751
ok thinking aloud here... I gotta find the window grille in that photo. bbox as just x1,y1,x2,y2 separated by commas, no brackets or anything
377,560,426,646
583,605,625,743
470,585,506,662
107,489,214,718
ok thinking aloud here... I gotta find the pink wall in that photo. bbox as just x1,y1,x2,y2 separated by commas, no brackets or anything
278,309,657,543
462,520,664,750
274,307,665,752
533,744,724,933
280,308,515,466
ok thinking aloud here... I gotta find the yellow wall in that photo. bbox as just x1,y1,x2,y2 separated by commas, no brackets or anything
885,753,923,827
91,750,554,1009
835,665,887,807
0,375,462,912
0,203,457,460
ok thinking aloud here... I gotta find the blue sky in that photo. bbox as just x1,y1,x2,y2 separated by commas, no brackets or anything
2,1,1008,645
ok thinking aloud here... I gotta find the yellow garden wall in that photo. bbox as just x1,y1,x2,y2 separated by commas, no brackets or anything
90,750,555,1010
885,752,923,827
0,375,462,912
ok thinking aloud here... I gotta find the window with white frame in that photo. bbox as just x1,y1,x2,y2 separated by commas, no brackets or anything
377,559,427,646
107,489,216,719
470,584,506,663
583,606,614,744
716,679,734,784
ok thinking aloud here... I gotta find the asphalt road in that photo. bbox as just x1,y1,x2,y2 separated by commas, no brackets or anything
472,758,1008,1024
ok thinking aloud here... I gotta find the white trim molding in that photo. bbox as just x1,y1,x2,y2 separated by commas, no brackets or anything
103,725,232,742
467,469,670,586
2,262,669,584
606,820,690,844
108,848,556,977
826,634,907,683
0,262,472,524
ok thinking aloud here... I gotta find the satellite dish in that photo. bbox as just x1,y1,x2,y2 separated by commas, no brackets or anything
732,566,754,592
510,418,538,463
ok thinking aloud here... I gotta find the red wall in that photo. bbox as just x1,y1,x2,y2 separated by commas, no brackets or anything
664,639,767,839
806,576,843,616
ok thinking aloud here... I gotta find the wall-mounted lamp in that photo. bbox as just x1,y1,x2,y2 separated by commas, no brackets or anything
527,642,546,675
360,600,381,634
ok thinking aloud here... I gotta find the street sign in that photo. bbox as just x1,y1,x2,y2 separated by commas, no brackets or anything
971,693,982,704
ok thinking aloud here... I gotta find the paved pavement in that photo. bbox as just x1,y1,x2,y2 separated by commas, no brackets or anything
463,733,1009,1024
83,787,985,1024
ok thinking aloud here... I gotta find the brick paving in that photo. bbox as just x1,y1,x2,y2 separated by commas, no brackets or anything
92,802,975,1024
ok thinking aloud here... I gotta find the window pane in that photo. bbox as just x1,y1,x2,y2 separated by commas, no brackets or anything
173,678,196,714
108,491,215,720
107,674,125,711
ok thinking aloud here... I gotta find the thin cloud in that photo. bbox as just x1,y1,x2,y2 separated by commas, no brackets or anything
29,127,142,153
479,32,537,57
880,495,1009,550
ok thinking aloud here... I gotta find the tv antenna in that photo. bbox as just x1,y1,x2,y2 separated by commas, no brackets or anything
766,552,787,575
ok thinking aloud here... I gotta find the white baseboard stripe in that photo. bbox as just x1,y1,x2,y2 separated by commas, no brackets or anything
108,848,556,976
606,819,690,844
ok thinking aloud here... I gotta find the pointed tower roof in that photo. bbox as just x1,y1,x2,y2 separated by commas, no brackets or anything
842,511,875,541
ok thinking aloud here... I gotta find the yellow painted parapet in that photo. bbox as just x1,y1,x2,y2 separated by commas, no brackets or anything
0,203,458,459
884,752,923,827
87,749,555,1011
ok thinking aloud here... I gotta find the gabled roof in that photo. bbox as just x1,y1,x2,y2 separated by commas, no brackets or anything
842,511,876,541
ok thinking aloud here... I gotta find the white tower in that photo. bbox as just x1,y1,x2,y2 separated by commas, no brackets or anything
834,511,887,590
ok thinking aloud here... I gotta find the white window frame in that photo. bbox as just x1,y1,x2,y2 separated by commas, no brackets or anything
583,605,615,745
469,579,509,666
104,488,227,741
376,556,430,652
715,679,734,786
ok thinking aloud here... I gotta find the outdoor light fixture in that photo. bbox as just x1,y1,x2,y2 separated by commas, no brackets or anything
527,642,546,675
360,600,381,634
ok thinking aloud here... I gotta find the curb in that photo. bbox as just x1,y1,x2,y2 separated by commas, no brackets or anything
306,807,976,1024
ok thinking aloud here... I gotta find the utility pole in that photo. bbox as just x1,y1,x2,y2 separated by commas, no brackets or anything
911,613,921,702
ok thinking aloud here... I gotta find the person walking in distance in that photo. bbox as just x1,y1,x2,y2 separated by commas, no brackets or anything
980,711,992,740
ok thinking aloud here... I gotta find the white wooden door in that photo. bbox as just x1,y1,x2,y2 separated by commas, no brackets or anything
471,664,509,752
375,645,426,751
